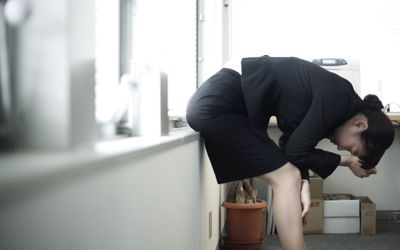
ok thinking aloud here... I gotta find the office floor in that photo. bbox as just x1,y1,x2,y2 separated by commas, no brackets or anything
262,219,400,250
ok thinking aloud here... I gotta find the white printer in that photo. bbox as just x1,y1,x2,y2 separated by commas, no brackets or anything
312,58,361,95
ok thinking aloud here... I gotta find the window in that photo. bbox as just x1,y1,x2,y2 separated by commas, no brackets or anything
95,0,197,139
95,0,122,138
230,0,400,107
130,0,197,128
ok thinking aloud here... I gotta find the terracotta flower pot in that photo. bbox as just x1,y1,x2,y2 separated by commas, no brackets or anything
222,199,268,242
221,236,266,250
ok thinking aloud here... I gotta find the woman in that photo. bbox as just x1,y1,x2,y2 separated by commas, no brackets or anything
186,56,395,250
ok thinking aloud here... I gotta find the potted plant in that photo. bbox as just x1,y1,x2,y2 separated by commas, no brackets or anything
221,179,267,249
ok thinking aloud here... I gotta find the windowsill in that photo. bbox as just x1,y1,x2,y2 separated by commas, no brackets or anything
0,128,200,198
95,128,199,156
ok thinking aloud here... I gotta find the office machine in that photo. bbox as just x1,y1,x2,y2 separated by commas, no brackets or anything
312,58,361,95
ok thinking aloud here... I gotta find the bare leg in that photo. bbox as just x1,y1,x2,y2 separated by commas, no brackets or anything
258,163,306,250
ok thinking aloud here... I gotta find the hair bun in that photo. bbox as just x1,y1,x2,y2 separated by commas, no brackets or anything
363,94,383,111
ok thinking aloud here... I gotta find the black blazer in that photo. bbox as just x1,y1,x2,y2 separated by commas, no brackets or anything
241,56,363,179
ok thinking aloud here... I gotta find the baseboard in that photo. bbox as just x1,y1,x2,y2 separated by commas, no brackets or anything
377,210,400,220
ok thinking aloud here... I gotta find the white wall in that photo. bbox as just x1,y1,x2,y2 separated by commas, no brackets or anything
0,139,209,250
200,145,222,250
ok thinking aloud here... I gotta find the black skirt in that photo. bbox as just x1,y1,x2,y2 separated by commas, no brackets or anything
186,68,287,184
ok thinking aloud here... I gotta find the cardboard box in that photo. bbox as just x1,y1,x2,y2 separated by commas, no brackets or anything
358,196,376,235
309,176,323,199
323,194,360,234
303,199,324,234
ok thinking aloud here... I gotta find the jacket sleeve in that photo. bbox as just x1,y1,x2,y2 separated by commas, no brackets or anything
284,86,356,180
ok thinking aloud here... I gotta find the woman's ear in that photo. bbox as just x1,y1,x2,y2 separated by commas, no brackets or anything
354,118,368,132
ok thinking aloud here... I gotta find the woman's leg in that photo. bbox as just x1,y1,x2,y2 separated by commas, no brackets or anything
258,163,306,250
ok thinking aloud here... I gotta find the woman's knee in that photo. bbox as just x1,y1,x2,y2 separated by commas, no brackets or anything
278,165,302,190
258,162,301,189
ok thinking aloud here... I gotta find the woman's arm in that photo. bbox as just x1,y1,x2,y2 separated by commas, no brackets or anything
300,179,310,225
284,80,361,180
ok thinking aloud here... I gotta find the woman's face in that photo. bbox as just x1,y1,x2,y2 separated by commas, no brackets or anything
331,131,366,158
330,115,368,158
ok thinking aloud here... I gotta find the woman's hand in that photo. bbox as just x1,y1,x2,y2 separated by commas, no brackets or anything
300,179,311,225
341,155,377,178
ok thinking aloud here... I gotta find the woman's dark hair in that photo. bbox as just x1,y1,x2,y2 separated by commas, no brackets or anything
359,94,395,169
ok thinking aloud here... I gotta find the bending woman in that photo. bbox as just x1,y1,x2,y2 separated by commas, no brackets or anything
186,56,394,250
